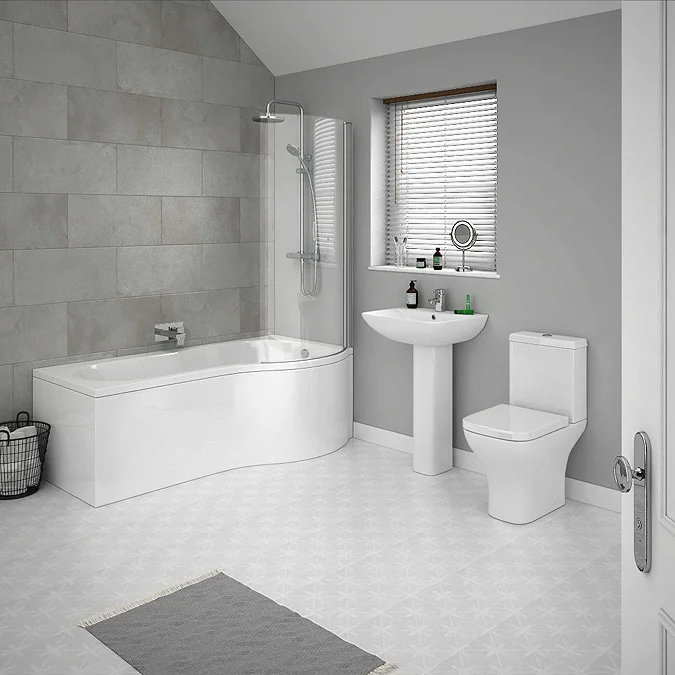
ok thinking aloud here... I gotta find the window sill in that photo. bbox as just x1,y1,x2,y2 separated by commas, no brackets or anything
368,265,500,279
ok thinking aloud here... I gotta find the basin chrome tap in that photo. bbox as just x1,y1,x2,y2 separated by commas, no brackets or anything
154,321,185,347
428,289,446,312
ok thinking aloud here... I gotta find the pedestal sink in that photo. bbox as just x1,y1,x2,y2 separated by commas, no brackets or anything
362,308,488,475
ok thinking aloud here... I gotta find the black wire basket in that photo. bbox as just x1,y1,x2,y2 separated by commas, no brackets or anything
0,411,51,500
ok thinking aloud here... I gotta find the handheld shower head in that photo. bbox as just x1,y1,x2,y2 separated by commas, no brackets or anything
286,143,310,175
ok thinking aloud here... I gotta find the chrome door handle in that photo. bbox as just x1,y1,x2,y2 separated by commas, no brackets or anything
612,455,645,492
613,431,651,573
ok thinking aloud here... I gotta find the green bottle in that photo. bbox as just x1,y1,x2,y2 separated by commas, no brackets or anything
432,247,443,270
454,293,475,315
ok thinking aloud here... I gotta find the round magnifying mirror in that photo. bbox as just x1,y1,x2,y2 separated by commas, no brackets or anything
449,220,478,272
450,220,477,250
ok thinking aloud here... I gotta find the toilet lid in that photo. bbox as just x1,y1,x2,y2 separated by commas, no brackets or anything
463,404,569,442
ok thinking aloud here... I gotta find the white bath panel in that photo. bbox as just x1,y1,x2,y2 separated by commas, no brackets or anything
34,338,353,507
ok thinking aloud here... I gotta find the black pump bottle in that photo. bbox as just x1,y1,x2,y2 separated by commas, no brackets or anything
406,280,418,309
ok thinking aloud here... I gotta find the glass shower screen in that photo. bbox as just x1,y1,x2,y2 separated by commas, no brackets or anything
264,113,352,357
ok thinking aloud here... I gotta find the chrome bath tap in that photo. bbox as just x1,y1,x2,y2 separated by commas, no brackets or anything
154,321,185,347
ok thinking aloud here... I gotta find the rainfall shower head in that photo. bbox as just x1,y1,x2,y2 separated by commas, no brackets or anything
286,143,301,157
252,112,284,123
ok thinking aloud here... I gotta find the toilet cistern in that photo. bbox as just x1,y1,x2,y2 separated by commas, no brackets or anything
362,307,488,475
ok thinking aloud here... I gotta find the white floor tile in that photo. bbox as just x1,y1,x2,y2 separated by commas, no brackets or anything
0,439,620,674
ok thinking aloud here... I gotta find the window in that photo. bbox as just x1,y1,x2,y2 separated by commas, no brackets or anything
313,117,338,265
384,84,498,272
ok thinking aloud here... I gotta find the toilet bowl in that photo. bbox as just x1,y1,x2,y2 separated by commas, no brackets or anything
462,332,587,524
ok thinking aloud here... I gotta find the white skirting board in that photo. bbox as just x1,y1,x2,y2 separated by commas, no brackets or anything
353,422,621,514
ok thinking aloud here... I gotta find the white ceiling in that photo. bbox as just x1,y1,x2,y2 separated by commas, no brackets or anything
212,0,621,76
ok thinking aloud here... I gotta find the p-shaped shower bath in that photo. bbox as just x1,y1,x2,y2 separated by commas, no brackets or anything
253,100,319,297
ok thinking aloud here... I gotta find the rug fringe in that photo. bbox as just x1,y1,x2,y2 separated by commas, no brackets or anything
78,569,222,628
368,664,398,674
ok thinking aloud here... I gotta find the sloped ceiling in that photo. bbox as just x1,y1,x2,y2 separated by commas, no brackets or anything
212,0,621,76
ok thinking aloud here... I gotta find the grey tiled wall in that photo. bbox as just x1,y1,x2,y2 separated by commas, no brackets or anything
0,0,274,418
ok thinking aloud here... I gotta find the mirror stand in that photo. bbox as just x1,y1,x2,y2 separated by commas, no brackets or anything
456,250,472,272
450,220,477,272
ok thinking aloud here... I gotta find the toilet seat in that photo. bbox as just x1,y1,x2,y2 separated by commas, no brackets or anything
463,404,569,442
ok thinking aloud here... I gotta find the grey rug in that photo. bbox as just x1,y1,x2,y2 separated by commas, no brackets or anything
80,571,396,675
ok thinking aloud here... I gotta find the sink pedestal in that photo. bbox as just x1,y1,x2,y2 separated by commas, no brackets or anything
361,307,488,476
413,345,453,475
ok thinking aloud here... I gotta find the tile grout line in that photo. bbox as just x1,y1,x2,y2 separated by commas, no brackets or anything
10,249,14,308
114,27,118,92
159,95,164,150
10,20,15,80
8,17,266,71
0,75,267,140
3,282,262,307
0,241,258,252
103,140,260,161
65,190,69,249
1,71,270,110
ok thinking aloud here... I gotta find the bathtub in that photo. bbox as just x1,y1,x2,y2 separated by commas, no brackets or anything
33,336,353,507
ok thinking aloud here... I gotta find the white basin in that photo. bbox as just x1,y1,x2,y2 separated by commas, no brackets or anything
362,308,488,347
362,306,488,476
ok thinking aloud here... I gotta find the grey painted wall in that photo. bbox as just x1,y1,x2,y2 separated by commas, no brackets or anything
277,12,621,488
0,0,273,418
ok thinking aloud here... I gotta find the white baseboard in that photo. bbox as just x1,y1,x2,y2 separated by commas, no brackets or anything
353,422,413,453
353,422,620,513
564,476,621,512
453,446,485,474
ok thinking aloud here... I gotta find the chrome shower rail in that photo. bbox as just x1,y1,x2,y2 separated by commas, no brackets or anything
253,99,319,296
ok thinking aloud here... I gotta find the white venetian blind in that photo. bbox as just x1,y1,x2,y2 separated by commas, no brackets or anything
385,85,498,271
312,117,338,265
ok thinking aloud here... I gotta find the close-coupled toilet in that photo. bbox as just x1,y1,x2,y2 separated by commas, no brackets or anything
462,331,587,524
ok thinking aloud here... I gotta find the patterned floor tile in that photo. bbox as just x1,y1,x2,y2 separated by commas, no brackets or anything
0,439,620,674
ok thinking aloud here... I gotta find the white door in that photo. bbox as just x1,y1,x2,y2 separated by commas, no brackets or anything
622,2,675,672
